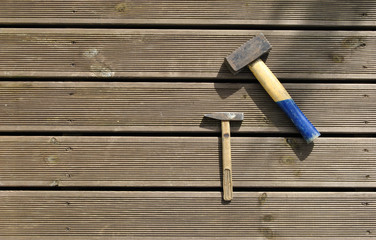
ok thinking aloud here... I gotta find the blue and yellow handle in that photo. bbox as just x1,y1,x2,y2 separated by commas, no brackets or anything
249,59,320,143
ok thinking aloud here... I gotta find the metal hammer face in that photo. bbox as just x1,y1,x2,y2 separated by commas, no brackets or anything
204,112,244,121
225,33,272,75
204,112,244,201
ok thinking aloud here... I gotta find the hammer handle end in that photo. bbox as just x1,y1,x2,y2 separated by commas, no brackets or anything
249,59,320,143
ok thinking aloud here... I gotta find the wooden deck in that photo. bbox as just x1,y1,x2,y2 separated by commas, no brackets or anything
0,29,373,79
1,191,375,239
1,0,375,27
0,1,375,239
0,136,375,188
0,82,374,133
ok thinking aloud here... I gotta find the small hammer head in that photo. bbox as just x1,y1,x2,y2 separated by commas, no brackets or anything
225,33,272,75
204,112,244,121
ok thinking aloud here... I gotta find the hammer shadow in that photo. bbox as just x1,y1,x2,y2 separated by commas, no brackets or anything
244,87,315,159
211,61,315,160
199,77,244,131
215,61,250,80
199,117,219,131
202,62,245,132
285,137,314,161
215,61,235,80
211,78,286,134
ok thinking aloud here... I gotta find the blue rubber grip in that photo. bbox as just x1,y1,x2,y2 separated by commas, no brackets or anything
276,99,320,143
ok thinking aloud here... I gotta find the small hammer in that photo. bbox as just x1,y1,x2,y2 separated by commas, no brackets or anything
204,112,244,201
225,33,320,143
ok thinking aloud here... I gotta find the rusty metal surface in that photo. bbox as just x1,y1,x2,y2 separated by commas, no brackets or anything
225,33,271,74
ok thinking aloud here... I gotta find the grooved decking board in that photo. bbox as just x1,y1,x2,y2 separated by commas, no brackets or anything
0,0,375,27
0,191,375,239
0,136,375,188
0,82,374,133
0,29,374,79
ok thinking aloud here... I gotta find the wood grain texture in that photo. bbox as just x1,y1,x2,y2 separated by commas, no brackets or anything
0,0,375,27
0,82,374,133
0,191,375,239
0,136,375,188
0,29,373,79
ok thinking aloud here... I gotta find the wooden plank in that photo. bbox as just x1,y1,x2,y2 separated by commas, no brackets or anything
0,191,374,239
0,82,374,133
0,136,375,188
0,0,375,27
0,29,373,79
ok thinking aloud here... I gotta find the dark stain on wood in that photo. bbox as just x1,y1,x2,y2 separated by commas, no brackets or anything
258,193,267,205
44,156,59,165
262,214,274,222
285,138,314,161
280,156,296,165
115,2,128,13
259,227,275,239
294,170,302,178
331,54,344,63
49,137,59,145
342,37,366,49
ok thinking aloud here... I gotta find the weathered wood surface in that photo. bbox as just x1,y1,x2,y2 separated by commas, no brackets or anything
0,0,375,27
0,29,373,79
0,191,374,239
0,82,373,133
0,136,374,188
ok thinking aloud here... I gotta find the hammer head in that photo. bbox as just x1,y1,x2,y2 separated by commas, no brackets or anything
204,112,244,121
225,33,272,75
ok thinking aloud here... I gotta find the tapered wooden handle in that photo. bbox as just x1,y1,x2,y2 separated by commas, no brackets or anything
248,59,320,143
221,120,233,201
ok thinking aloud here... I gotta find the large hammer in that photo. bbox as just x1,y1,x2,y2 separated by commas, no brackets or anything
225,33,320,143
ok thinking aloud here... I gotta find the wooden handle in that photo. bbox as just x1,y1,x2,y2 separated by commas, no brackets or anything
248,59,320,143
248,58,291,102
221,120,233,201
